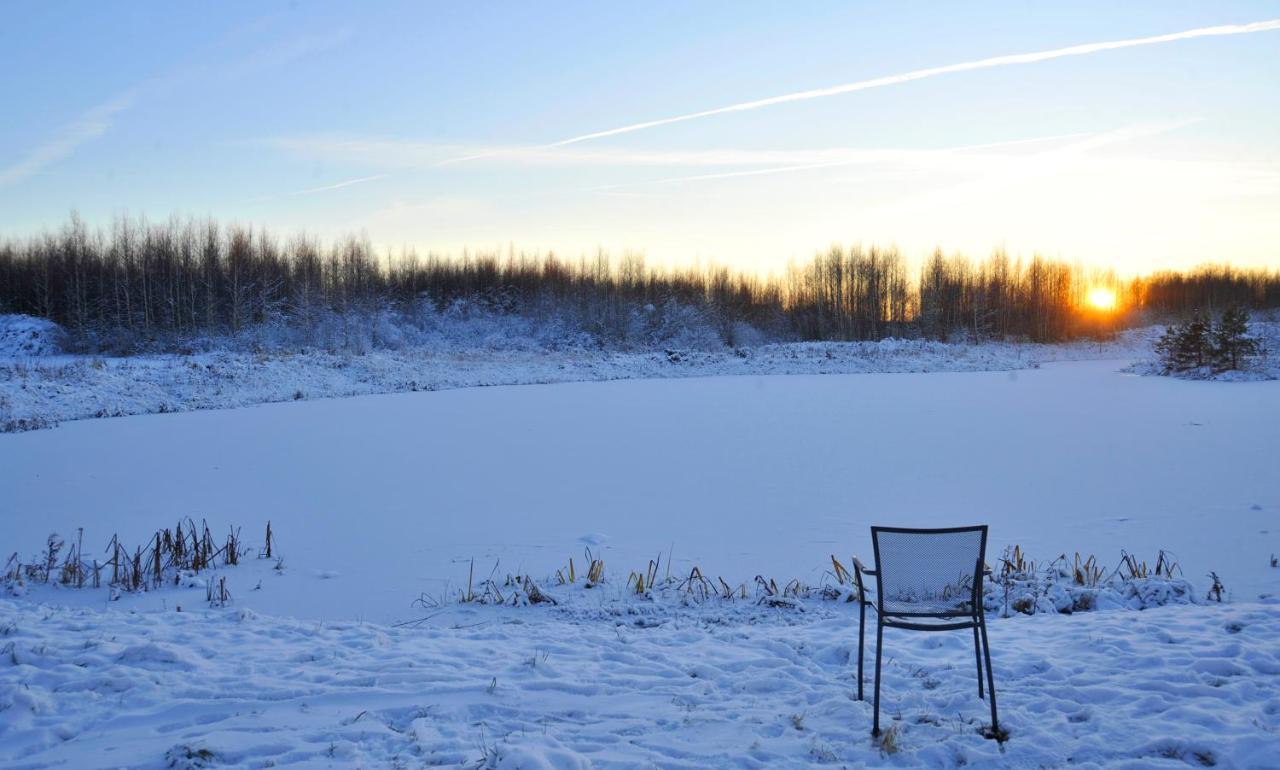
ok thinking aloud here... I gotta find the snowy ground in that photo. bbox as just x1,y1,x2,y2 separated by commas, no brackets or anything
3,351,1279,768
0,321,1166,432
2,596,1279,769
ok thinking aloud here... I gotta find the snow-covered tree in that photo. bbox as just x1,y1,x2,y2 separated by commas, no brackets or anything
1157,313,1212,372
1211,305,1260,371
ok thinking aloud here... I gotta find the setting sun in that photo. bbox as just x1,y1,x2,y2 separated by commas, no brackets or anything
1087,287,1118,312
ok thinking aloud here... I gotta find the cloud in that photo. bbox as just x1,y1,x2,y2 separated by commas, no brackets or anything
0,25,350,189
290,174,389,196
441,18,1280,162
266,131,1087,173
851,119,1209,221
0,96,135,187
589,132,1098,190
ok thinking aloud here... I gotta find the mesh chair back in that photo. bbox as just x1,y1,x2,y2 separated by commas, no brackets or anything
872,526,987,617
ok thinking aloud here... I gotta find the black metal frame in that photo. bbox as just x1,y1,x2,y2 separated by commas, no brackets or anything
853,525,998,737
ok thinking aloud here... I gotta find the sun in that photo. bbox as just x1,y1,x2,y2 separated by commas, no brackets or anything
1086,287,1118,312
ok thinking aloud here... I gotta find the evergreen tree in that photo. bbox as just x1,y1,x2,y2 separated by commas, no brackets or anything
1212,305,1259,371
1176,313,1212,370
1157,314,1212,372
1154,325,1181,373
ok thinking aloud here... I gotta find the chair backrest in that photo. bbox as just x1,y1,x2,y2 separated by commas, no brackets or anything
871,525,987,617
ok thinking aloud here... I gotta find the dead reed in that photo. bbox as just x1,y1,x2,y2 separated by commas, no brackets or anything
3,520,276,607
444,544,1215,615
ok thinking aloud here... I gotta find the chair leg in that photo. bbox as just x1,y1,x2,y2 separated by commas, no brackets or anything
857,601,866,701
972,623,984,699
979,616,999,733
872,618,884,736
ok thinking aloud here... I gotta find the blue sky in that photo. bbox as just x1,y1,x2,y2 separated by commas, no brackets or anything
2,1,1278,273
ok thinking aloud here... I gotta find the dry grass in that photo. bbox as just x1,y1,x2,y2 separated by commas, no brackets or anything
206,576,231,607
1206,571,1225,602
874,724,902,754
3,520,276,606
1072,552,1103,587
1117,549,1181,580
555,548,606,588
440,542,1206,616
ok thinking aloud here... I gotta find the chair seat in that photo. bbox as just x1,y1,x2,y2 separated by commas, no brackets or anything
862,587,976,616
879,592,975,616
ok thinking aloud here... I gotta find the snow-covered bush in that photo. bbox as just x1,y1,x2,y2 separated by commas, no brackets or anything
986,547,1201,616
0,314,66,357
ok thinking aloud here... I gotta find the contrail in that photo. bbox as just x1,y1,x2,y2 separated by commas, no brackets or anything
440,18,1278,164
291,174,388,195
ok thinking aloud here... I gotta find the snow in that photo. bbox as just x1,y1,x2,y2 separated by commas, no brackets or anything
0,314,64,358
0,325,1165,432
2,349,1279,767
3,360,1278,623
1,596,1278,768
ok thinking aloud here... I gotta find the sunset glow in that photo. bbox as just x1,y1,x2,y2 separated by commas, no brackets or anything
1087,287,1119,312
0,4,1277,273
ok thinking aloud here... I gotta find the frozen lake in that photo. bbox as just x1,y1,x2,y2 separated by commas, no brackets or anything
2,360,1277,624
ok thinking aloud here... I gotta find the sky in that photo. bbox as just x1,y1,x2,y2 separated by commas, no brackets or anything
1,1,1278,275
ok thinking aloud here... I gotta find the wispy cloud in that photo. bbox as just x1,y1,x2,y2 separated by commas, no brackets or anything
0,25,349,189
590,132,1096,190
0,96,135,187
267,131,1086,173
290,174,389,196
442,18,1279,163
853,119,1206,221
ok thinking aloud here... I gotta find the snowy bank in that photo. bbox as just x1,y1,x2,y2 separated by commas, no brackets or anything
0,327,1160,432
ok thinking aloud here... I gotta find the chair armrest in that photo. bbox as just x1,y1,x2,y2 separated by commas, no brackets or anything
852,555,876,576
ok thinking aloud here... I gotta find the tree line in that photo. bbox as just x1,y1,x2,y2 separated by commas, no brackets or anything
0,213,1276,352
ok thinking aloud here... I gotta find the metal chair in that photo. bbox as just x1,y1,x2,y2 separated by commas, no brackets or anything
852,525,998,737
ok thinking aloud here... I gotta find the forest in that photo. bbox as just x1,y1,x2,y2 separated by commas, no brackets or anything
1,213,1277,353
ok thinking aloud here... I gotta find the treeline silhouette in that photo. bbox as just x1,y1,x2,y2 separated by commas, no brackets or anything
0,214,1276,353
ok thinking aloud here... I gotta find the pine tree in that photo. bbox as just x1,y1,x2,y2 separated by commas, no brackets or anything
1176,313,1211,370
1154,325,1181,373
1156,314,1211,373
1212,305,1259,371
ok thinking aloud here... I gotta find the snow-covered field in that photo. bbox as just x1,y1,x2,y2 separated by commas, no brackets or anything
2,353,1279,767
